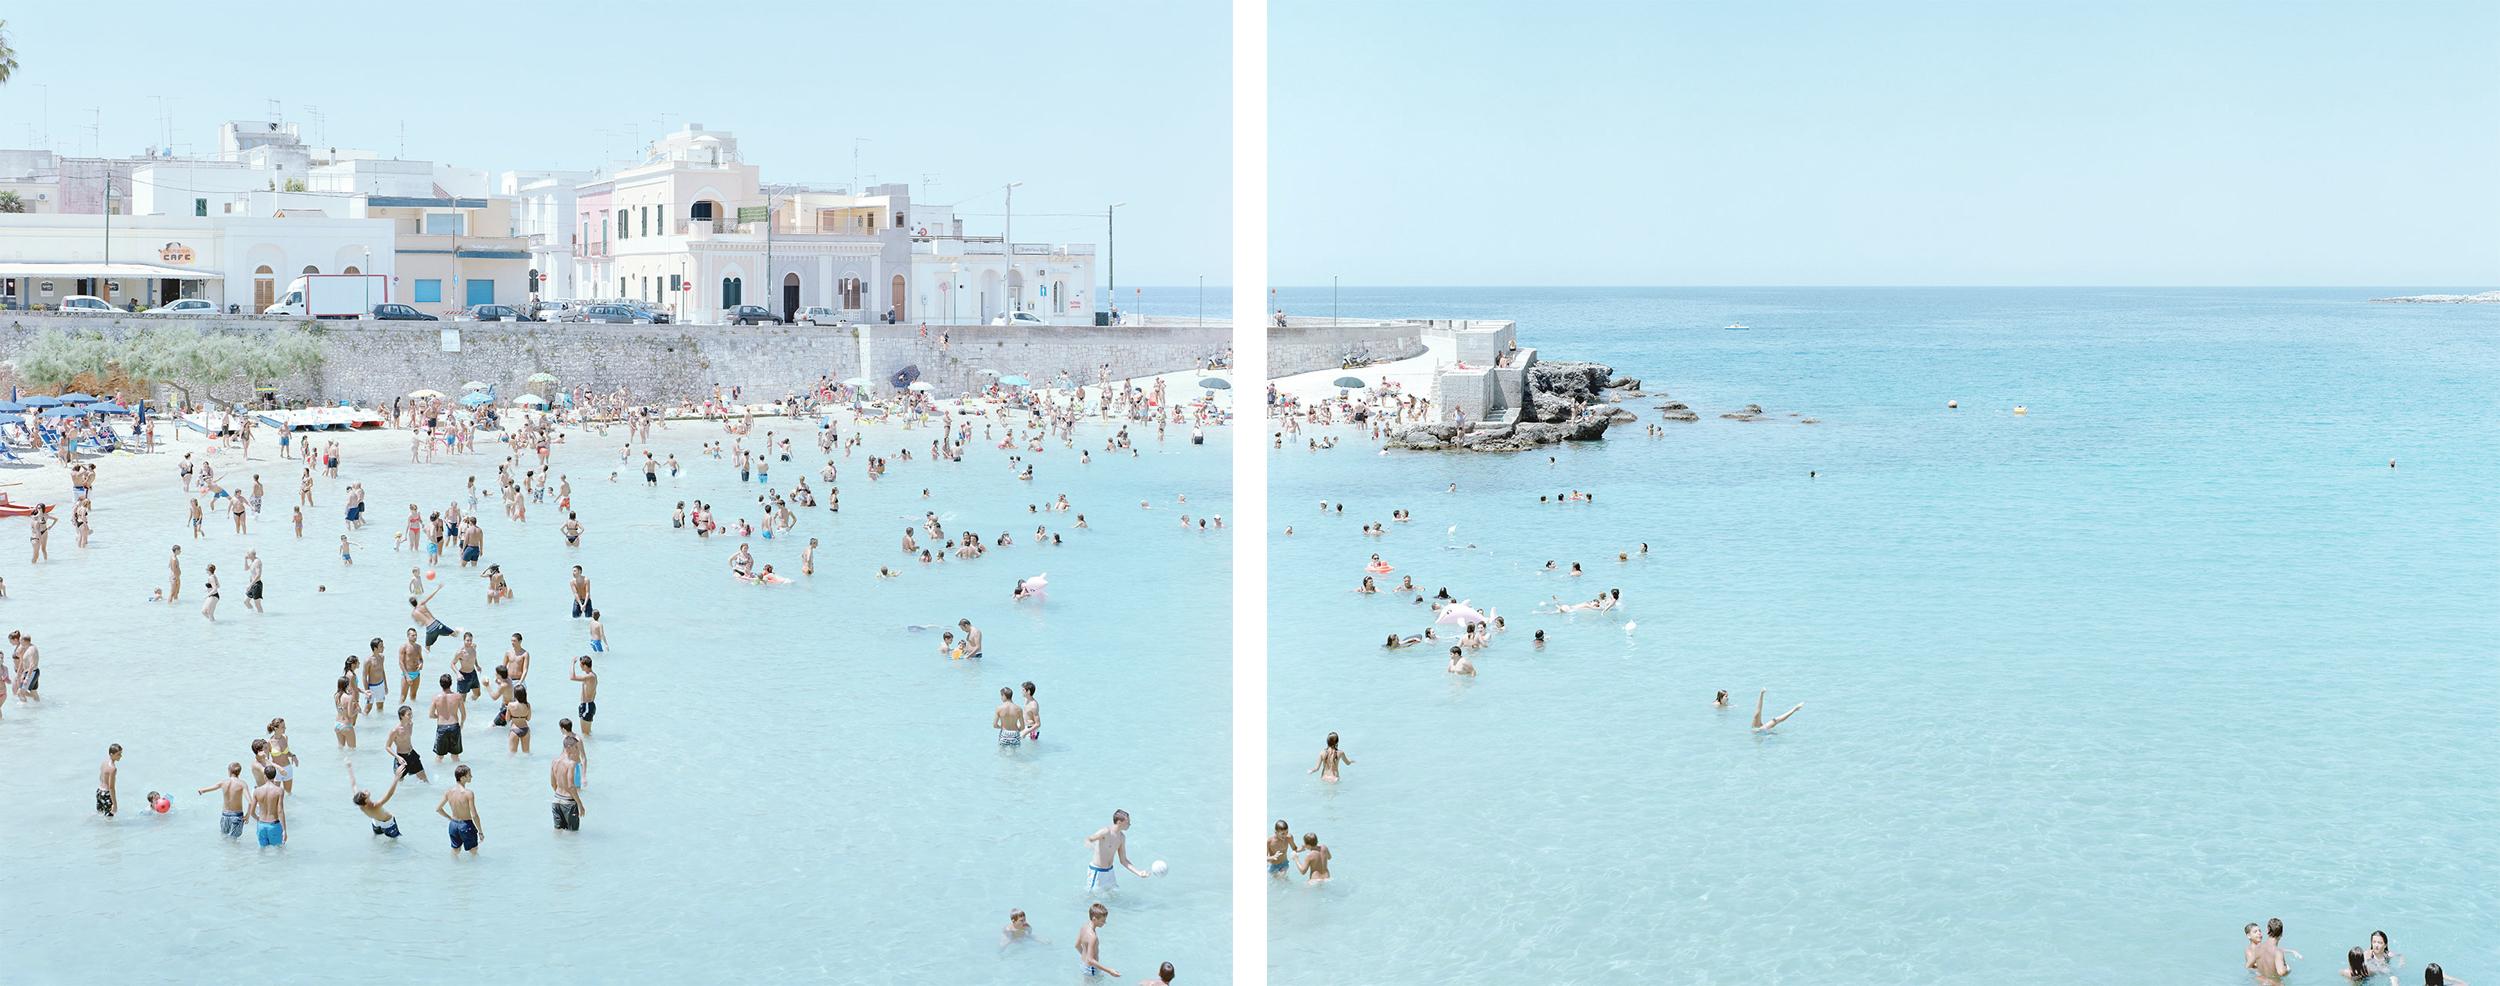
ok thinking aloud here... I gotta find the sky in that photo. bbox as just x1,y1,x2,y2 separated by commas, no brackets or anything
1272,0,2500,286
0,0,1230,285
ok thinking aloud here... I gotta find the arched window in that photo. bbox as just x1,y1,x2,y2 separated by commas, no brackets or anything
343,266,360,275
722,276,742,308
302,265,320,275
253,265,276,311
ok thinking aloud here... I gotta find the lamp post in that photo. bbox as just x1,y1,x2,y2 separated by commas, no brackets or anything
1003,181,1022,312
949,262,960,324
1106,202,1125,297
362,248,372,313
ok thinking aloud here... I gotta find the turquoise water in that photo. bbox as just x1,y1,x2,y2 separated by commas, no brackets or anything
0,411,1229,982
1267,288,2499,983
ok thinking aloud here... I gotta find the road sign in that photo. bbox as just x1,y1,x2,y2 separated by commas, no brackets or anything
736,206,769,223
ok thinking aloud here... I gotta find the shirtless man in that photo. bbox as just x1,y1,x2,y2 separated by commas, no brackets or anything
993,687,1027,747
549,739,585,831
435,764,483,858
2249,917,2296,984
363,638,390,713
429,674,467,766
1074,903,1120,979
1295,832,1332,884
411,585,453,650
1084,809,1151,893
569,656,597,739
397,630,427,704
196,762,250,838
1446,646,1475,676
12,632,39,703
569,566,592,618
1751,689,1803,733
348,761,406,838
387,705,429,782
167,546,182,602
959,618,985,660
249,764,287,847
1308,732,1354,781
504,634,532,692
97,744,123,817
1021,681,1041,742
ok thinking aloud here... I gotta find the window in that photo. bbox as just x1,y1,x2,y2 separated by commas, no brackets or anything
466,279,494,307
839,276,864,310
252,266,274,311
303,265,320,275
414,279,443,304
194,198,208,217
614,210,625,242
722,277,742,308
640,206,650,237
669,274,680,293
424,213,465,236
343,266,360,275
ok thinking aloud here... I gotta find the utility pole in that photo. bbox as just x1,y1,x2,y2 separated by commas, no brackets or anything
1004,181,1022,315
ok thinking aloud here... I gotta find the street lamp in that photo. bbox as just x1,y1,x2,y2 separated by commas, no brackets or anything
1106,202,1126,298
363,248,372,313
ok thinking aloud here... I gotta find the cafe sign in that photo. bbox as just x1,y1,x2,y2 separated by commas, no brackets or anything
159,242,196,265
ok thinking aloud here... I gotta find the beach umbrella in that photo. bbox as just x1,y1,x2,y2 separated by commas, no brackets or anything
88,401,131,414
20,396,63,408
461,381,490,392
1435,602,1485,626
907,381,934,392
57,392,98,403
511,394,547,407
1197,377,1231,390
526,372,559,384
41,405,89,419
0,401,25,412
999,375,1032,388
408,389,445,399
891,365,922,389
840,377,869,388
459,391,494,406
0,412,23,425
1333,376,1366,389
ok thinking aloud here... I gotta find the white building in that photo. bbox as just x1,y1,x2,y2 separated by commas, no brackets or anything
0,213,395,311
500,169,593,302
576,125,1098,325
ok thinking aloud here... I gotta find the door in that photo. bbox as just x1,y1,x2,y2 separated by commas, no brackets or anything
891,274,907,321
783,273,801,323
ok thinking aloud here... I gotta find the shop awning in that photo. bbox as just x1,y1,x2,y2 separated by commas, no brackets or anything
0,262,224,279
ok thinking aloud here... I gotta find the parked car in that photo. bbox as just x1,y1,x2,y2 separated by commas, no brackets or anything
458,304,537,322
57,295,115,313
369,303,438,321
795,305,845,326
143,298,220,315
725,304,782,326
573,303,654,324
991,310,1048,326
624,304,673,325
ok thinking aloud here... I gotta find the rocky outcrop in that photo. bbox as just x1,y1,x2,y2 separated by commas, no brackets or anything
1720,403,1767,421
1520,360,1615,423
1387,416,1611,452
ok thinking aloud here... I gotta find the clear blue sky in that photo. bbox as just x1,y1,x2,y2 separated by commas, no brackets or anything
1272,0,2500,286
0,0,1230,285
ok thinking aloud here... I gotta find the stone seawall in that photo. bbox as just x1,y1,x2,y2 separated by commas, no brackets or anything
0,313,1428,404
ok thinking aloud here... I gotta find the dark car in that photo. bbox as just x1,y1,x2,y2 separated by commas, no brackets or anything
461,304,537,322
625,303,674,325
573,303,662,324
725,304,782,326
371,304,439,321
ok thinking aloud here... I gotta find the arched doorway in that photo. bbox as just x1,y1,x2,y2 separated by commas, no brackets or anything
782,272,801,323
253,266,276,311
838,276,864,311
1006,268,1026,313
890,274,906,321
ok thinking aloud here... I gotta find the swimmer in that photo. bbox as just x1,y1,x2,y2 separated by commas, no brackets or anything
434,764,484,858
1447,646,1475,676
196,762,249,839
1084,809,1151,892
1267,819,1294,879
1308,732,1353,781
1294,832,1332,884
1075,903,1119,979
1001,909,1037,946
347,760,406,838
1714,690,1729,707
993,687,1027,747
1751,689,1802,732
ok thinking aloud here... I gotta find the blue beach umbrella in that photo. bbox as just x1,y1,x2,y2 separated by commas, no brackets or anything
88,401,132,414
57,392,98,403
42,405,89,419
0,412,23,425
20,396,63,408
998,375,1032,388
0,401,25,412
459,391,494,407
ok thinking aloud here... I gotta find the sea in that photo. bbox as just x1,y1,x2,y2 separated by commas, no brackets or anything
1265,287,2499,984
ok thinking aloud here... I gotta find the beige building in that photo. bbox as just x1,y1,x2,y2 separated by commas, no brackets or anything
365,196,529,315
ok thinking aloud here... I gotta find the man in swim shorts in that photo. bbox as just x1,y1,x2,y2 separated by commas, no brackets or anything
362,638,389,713
1084,809,1151,893
198,762,250,838
1075,903,1119,978
993,687,1026,747
549,740,585,831
569,566,593,619
96,743,122,817
436,764,483,857
429,674,466,765
959,618,984,659
249,764,287,847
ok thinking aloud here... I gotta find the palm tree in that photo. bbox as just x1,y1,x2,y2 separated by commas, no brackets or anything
0,20,17,85
0,192,23,214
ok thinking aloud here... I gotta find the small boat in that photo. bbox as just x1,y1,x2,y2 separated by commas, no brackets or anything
1724,323,1749,330
0,494,45,518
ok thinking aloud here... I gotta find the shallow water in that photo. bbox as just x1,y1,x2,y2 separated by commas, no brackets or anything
1267,287,2499,984
1,409,1230,982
